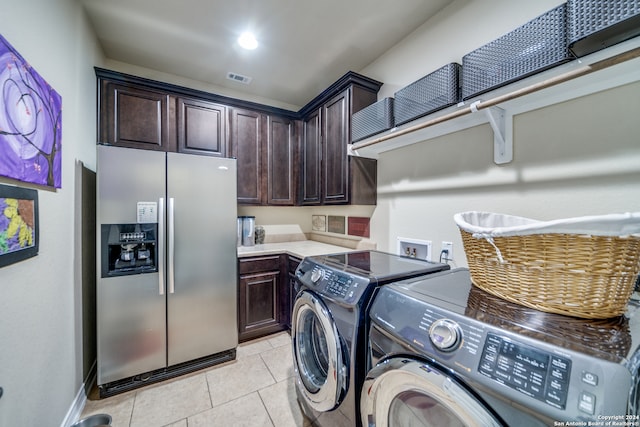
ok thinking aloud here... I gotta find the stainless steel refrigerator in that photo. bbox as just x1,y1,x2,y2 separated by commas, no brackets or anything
96,145,238,395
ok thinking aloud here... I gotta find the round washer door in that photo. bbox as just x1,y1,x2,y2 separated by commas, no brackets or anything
292,290,347,412
361,357,505,427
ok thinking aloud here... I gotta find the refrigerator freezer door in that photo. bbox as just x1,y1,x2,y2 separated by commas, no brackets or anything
96,145,167,385
166,152,238,366
97,145,166,224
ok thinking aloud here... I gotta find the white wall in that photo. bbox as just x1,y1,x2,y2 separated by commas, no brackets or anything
103,58,303,111
238,205,375,233
0,0,103,425
361,0,640,264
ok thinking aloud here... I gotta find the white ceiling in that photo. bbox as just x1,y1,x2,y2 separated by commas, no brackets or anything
81,0,453,109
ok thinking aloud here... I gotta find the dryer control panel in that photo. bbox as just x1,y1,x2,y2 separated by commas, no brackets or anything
478,333,571,410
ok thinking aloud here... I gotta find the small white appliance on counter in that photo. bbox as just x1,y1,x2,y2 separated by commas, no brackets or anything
96,145,238,396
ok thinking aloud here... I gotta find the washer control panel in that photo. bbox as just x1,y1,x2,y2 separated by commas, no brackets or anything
296,260,370,304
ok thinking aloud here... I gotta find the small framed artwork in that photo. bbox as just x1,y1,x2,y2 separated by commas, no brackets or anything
348,216,370,238
327,215,346,234
312,215,326,232
0,184,39,268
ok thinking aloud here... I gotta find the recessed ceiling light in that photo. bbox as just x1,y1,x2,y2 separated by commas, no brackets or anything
238,32,258,50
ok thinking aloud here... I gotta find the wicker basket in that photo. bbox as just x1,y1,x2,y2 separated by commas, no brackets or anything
455,211,640,319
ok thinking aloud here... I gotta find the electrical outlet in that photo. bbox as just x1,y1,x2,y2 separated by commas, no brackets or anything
442,241,453,260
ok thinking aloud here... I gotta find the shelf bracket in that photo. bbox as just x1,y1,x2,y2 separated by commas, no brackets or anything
482,105,513,164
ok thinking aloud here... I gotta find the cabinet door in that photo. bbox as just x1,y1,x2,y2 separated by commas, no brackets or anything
100,81,175,151
322,88,350,204
230,108,264,204
238,271,281,341
267,116,296,205
301,108,322,205
177,97,227,157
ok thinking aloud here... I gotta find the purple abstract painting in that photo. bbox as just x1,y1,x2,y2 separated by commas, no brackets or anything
0,34,62,188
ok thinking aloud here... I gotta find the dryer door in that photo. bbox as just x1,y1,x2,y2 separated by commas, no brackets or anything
292,290,347,412
361,357,505,427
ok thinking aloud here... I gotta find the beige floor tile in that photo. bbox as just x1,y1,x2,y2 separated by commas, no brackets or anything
129,373,211,427
261,342,294,382
267,331,291,348
188,392,274,427
80,391,135,427
259,377,311,427
237,338,274,359
81,332,300,426
206,353,276,407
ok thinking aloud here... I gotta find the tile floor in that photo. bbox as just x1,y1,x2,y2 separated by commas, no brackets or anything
80,332,312,427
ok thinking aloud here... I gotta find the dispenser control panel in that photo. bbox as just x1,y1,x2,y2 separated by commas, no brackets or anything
101,223,158,277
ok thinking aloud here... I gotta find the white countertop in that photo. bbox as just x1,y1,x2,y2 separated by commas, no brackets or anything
237,240,354,259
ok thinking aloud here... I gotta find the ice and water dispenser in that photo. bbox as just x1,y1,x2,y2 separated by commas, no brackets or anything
101,223,158,277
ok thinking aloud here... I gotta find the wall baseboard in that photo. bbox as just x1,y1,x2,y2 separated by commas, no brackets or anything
60,362,96,427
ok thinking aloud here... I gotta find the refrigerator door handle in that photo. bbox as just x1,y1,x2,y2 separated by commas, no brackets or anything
168,197,176,294
158,197,165,295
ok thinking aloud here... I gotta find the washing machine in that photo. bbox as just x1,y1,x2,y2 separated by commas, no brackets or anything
362,268,640,427
291,250,450,427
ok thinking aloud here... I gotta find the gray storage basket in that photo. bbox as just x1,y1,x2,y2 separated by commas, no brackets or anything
393,63,461,126
567,0,640,57
351,97,394,142
462,4,572,100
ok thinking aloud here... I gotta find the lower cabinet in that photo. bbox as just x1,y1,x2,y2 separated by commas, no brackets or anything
238,255,287,342
237,254,303,341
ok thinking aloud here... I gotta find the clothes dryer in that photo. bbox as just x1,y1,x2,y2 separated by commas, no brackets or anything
362,268,640,426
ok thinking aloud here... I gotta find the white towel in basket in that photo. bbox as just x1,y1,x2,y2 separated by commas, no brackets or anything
454,211,640,239
454,211,640,263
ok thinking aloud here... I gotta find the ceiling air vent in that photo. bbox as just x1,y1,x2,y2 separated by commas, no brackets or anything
226,72,252,84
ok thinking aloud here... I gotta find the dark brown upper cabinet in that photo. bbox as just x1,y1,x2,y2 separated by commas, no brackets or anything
322,88,350,204
177,97,227,157
266,115,297,205
230,108,263,205
99,79,175,151
95,68,381,206
301,108,322,205
98,72,227,157
301,78,380,205
230,109,298,206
